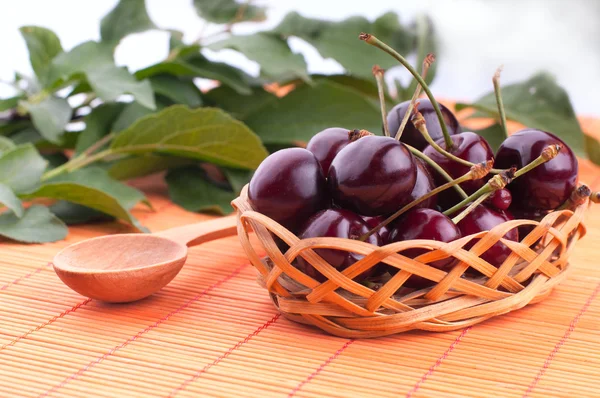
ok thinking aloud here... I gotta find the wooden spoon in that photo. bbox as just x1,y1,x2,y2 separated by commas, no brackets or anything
52,216,238,303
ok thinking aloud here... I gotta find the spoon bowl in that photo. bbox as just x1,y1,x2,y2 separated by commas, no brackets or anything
52,216,237,303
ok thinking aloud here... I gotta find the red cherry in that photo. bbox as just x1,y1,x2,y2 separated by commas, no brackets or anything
457,205,518,267
248,148,328,231
306,127,350,175
408,158,438,210
487,189,512,211
362,215,391,243
423,132,494,209
494,129,578,210
386,99,461,150
328,135,417,216
296,209,381,282
388,208,461,288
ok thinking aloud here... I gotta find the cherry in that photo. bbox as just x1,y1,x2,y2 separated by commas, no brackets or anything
387,208,461,288
306,127,350,175
387,99,462,150
457,205,518,267
248,148,328,231
487,189,512,211
408,158,438,210
494,129,578,210
362,216,391,243
423,132,494,208
296,209,381,282
511,207,551,241
328,135,417,216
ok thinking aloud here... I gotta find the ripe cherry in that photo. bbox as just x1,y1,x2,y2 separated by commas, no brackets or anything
296,209,381,282
387,99,462,150
408,158,438,210
487,189,512,211
423,132,494,208
362,216,391,243
328,135,417,216
495,129,578,210
248,148,328,231
388,208,461,288
457,205,518,267
306,127,350,175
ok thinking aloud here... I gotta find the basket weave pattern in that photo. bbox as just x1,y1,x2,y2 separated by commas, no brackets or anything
232,187,587,338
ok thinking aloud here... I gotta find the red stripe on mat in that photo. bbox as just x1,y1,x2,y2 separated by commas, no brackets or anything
288,339,356,398
38,264,248,398
168,313,281,397
522,281,600,398
406,326,471,397
1,298,92,351
0,263,51,291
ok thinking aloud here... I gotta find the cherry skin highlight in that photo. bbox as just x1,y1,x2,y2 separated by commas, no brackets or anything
457,205,518,267
423,132,494,209
248,148,328,231
494,129,578,211
328,135,417,216
306,127,351,175
387,99,462,150
295,209,381,282
388,208,461,288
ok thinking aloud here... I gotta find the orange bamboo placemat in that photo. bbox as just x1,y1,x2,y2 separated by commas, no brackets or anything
1,118,600,398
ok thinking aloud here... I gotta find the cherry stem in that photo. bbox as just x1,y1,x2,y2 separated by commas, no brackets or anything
395,53,435,141
590,191,600,204
412,109,504,174
451,192,491,224
405,144,468,199
359,32,454,150
493,66,509,139
557,184,591,210
358,161,491,241
372,65,390,137
443,144,561,216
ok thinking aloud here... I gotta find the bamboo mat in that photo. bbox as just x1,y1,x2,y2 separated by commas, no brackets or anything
1,118,600,398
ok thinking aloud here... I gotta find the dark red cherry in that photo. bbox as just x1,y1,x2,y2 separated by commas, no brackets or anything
387,99,462,150
248,148,328,231
296,209,381,282
362,216,391,243
423,132,494,208
306,127,350,175
487,189,512,211
494,129,578,210
388,208,461,288
328,135,417,216
457,205,518,267
408,158,438,210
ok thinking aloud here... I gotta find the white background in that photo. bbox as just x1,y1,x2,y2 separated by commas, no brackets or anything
1,0,598,116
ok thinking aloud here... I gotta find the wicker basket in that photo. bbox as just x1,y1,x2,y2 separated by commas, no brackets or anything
231,185,588,338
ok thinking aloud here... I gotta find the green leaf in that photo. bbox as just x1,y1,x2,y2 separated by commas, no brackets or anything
111,105,268,169
19,26,63,85
21,167,147,231
0,205,67,243
458,73,584,157
108,155,193,180
149,75,202,107
210,33,309,82
203,85,275,120
42,152,69,170
0,136,16,155
584,135,600,166
222,167,251,194
166,166,235,215
273,12,413,79
0,96,22,112
49,201,114,225
48,41,155,109
20,96,72,143
74,103,124,155
0,143,47,193
193,0,266,24
168,30,185,51
245,80,381,144
10,126,79,150
100,0,157,46
471,124,506,152
136,54,253,95
0,183,24,217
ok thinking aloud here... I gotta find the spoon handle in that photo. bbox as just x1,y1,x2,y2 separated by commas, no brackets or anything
154,215,238,246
